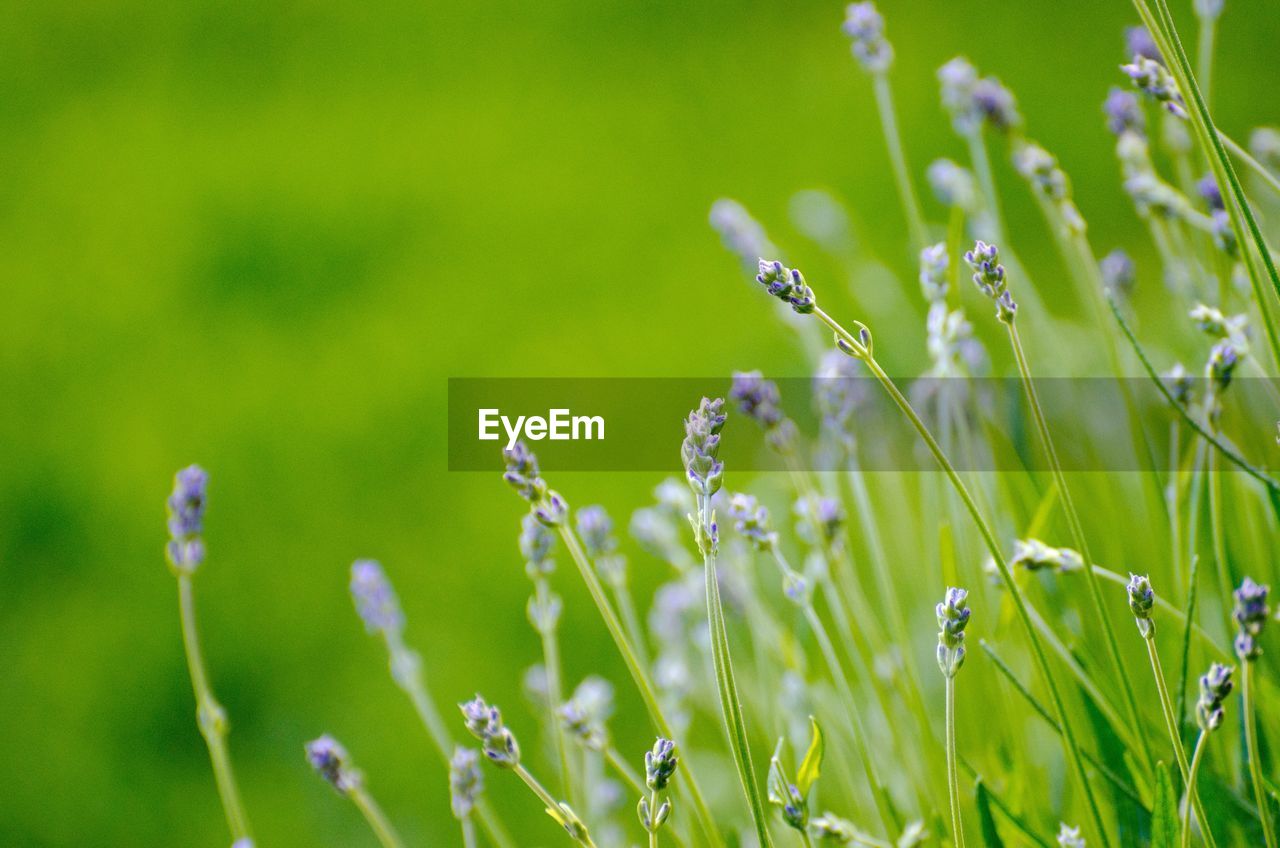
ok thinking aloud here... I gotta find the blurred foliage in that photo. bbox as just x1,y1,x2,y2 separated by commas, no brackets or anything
1,0,1278,845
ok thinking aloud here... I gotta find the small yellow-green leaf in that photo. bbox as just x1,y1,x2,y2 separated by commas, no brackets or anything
796,716,824,797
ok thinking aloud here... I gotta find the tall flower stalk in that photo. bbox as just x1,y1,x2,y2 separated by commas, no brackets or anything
936,587,970,848
349,560,515,848
1233,578,1276,848
639,738,678,848
450,747,484,848
751,259,1111,847
964,241,1155,776
305,735,406,848
681,397,775,847
1184,664,1234,848
164,465,251,843
842,2,929,250
503,443,723,847
1125,574,1216,848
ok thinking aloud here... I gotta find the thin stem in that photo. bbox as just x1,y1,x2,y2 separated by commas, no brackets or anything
1182,731,1209,848
555,524,724,848
1244,663,1278,848
872,72,929,250
461,816,478,848
650,790,661,848
945,676,966,848
515,764,599,848
1005,322,1155,774
350,786,407,848
534,577,577,807
176,574,250,841
803,604,897,836
1106,293,1280,491
700,493,775,848
1196,12,1216,110
966,131,1006,245
809,305,1112,848
1090,566,1226,659
800,828,815,848
1138,0,1280,370
1222,133,1280,198
613,580,652,671
1144,635,1216,848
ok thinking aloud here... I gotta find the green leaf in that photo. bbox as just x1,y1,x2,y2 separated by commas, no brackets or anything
796,716,824,797
1151,761,1177,848
974,778,1005,848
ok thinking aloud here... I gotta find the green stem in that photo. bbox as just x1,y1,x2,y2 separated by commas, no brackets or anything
1182,731,1209,848
1137,0,1280,371
800,828,815,848
872,72,929,250
651,789,661,848
461,816,478,848
534,577,577,807
555,524,724,848
809,306,1112,848
1221,133,1280,199
700,493,775,848
1105,293,1280,491
515,764,599,848
176,574,251,842
802,603,897,836
351,786,407,848
1206,448,1234,633
946,675,966,848
1244,663,1278,848
1005,322,1155,774
1196,12,1216,111
1144,635,1217,848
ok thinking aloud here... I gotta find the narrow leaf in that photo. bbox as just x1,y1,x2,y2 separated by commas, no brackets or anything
974,778,1005,848
1151,761,1176,848
796,716,824,797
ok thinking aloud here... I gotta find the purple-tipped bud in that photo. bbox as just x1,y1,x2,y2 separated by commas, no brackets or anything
349,560,405,637
842,2,893,72
972,77,1022,132
1100,249,1136,296
1233,577,1270,661
756,259,817,314
1196,663,1234,731
645,737,679,790
965,240,1016,322
1104,87,1146,137
1127,573,1156,638
1014,143,1069,201
449,747,484,820
1162,363,1194,406
1197,173,1225,211
728,493,777,552
520,512,557,576
1211,209,1238,258
305,734,362,794
937,587,971,677
681,397,727,498
1122,55,1185,119
928,159,979,211
166,464,209,573
502,441,545,502
575,505,617,559
460,695,521,768
1125,25,1162,64
919,243,950,302
730,371,786,430
1207,341,1240,392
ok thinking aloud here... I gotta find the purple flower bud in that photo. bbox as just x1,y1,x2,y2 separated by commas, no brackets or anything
1196,663,1234,730
1125,25,1162,64
1104,86,1146,137
730,371,785,429
449,747,484,820
305,734,362,794
166,465,209,572
350,560,405,637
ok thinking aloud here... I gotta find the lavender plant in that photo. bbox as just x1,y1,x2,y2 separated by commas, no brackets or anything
305,735,405,848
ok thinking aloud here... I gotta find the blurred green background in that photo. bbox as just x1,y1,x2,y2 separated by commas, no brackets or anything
2,0,1277,845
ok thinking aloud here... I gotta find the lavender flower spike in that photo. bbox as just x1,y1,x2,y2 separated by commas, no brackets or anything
919,243,949,302
350,560,405,638
503,441,569,527
1125,25,1162,64
166,464,209,573
936,587,971,677
756,259,816,314
1233,577,1270,661
1099,249,1136,296
1126,573,1156,639
1103,87,1145,138
645,737,679,790
305,734,363,795
1196,663,1234,731
728,493,777,552
842,2,893,73
460,695,521,768
575,505,617,559
730,371,785,429
681,397,726,498
964,240,1017,323
1122,54,1186,119
449,747,484,820
520,512,557,577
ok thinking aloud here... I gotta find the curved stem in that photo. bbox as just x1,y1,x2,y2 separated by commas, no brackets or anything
555,524,724,847
809,306,1112,848
872,72,929,251
176,574,250,841
1244,663,1278,848
945,676,966,848
700,493,775,847
1144,636,1216,848
1182,731,1208,848
351,786,407,848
